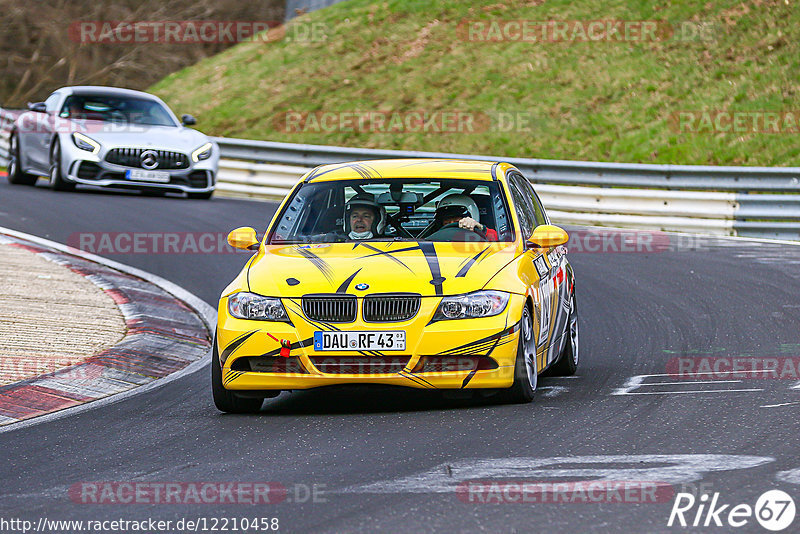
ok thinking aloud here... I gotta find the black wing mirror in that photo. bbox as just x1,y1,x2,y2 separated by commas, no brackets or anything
181,114,197,126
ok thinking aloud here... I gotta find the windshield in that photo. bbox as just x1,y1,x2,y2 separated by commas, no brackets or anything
268,178,515,244
59,94,177,127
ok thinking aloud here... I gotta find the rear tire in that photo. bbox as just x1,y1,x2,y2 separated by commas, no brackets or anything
548,292,579,376
211,335,264,413
6,132,37,185
505,305,537,403
50,142,75,192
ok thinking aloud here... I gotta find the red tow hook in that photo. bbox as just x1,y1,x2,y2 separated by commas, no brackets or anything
266,332,292,357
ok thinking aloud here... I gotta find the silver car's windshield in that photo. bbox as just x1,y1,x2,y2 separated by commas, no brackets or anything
59,95,177,127
268,178,515,244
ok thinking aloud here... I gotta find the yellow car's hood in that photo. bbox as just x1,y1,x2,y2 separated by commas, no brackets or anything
247,241,520,297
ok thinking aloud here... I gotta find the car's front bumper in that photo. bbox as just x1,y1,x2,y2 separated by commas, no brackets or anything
216,293,527,391
60,138,218,193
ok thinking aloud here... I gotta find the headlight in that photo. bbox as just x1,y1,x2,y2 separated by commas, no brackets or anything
191,142,213,162
432,291,510,320
228,292,290,322
72,132,100,154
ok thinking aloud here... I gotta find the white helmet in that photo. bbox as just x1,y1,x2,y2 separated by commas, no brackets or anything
344,193,386,235
436,194,480,221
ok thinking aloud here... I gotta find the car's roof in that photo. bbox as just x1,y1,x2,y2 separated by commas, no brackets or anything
58,86,160,101
304,159,515,182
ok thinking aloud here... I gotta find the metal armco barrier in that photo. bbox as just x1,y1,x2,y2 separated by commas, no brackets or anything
1,106,798,239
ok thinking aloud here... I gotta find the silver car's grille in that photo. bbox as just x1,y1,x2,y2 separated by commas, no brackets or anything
302,294,357,323
363,294,421,322
106,148,189,169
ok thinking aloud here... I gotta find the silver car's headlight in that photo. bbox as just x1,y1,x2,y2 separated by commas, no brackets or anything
432,290,510,320
72,132,100,154
191,142,213,162
228,292,290,322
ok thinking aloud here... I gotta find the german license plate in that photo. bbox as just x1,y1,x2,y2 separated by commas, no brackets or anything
314,331,406,351
125,169,170,183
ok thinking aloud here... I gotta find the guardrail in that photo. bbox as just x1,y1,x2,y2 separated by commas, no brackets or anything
212,137,800,239
0,109,15,166
1,106,798,239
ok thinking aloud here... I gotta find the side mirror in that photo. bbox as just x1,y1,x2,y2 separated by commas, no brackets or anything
527,224,569,249
181,114,197,126
28,102,47,113
227,227,260,250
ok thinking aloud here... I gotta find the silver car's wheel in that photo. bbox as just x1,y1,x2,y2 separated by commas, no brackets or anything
6,133,37,186
50,142,75,192
507,305,537,403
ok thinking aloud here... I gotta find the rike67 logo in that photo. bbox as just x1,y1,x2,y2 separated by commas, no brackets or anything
668,490,796,531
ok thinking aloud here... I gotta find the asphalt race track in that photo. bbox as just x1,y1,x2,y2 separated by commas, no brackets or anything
2,179,800,533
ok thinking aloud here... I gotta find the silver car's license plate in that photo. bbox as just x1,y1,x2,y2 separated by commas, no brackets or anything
313,331,406,351
125,169,170,183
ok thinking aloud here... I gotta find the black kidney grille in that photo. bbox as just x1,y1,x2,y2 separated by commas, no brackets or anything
302,294,357,323
106,148,189,169
363,294,420,322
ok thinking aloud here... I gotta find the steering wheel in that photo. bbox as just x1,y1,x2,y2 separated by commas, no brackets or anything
430,222,487,242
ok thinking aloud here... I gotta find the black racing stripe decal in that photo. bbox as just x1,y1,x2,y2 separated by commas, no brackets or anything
296,247,335,284
461,369,478,388
437,322,520,356
455,247,490,278
307,162,383,181
399,371,435,389
336,269,362,294
221,330,258,362
418,242,445,296
403,371,436,388
357,243,417,272
223,370,244,385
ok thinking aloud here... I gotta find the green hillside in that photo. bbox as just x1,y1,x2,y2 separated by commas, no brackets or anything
151,0,800,166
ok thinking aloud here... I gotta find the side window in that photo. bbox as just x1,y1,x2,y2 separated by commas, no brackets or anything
513,173,549,227
44,93,60,113
508,181,533,239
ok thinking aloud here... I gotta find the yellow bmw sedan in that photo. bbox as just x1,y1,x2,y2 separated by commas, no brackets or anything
212,159,578,412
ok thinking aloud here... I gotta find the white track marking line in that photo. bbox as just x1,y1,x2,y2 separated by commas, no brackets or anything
638,380,742,386
612,373,765,396
619,389,764,395
761,401,800,408
0,225,215,435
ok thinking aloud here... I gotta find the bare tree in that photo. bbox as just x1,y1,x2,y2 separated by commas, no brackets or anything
0,0,284,106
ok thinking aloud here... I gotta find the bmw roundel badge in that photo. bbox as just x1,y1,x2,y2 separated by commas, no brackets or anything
355,283,369,291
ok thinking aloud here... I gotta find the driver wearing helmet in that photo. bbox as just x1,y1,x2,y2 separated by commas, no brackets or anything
344,193,386,240
427,194,498,241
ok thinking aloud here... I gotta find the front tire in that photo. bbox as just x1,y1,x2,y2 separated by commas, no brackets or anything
548,292,579,376
6,132,37,185
187,191,213,200
211,335,264,413
50,142,75,192
506,305,537,403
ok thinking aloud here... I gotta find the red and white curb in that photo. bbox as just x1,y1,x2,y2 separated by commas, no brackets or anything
0,226,215,432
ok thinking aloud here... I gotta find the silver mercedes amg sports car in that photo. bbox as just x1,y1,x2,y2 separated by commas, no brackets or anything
6,86,218,199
